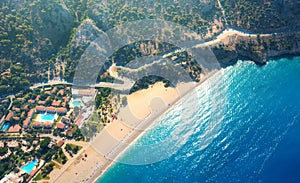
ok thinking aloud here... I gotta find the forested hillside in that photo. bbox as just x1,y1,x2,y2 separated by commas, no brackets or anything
0,0,299,96
222,0,300,32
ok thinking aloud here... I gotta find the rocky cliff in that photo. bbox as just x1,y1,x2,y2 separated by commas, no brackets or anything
213,32,300,66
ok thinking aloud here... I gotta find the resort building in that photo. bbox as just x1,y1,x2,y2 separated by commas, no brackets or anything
28,99,35,104
7,141,18,148
36,106,46,113
16,98,25,101
46,107,56,113
35,95,40,101
57,89,64,96
56,107,67,115
21,111,25,118
12,116,20,122
72,88,96,98
12,107,20,113
33,122,42,128
63,96,69,102
51,87,57,94
38,101,45,105
5,111,13,122
0,172,23,183
46,96,51,100
8,124,21,133
51,100,61,107
57,140,64,147
43,122,52,129
23,118,31,129
28,109,35,119
56,123,65,131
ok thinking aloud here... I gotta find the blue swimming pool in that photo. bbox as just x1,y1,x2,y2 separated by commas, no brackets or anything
22,159,38,174
41,113,55,121
1,123,10,131
72,100,82,107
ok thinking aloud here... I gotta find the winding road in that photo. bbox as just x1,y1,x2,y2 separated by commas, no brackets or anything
29,25,299,91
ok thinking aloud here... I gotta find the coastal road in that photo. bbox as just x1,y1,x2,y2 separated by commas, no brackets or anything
29,26,300,91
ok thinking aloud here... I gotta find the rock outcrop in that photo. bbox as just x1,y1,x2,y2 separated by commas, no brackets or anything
212,31,300,65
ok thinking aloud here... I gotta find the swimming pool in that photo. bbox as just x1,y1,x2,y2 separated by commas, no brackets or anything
1,123,10,131
22,159,38,174
72,100,82,107
41,113,55,121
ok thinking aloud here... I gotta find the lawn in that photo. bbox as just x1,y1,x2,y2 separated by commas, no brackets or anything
56,116,62,122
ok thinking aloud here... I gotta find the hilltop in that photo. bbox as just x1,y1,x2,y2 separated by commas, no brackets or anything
0,0,300,95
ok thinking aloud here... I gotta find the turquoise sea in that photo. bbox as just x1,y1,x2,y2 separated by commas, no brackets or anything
97,57,300,183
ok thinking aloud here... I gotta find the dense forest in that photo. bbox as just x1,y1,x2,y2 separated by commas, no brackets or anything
221,0,300,32
0,0,300,96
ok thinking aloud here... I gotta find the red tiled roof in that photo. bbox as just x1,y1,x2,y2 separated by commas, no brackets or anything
73,88,96,96
58,89,64,95
8,124,21,133
13,116,20,121
35,95,40,101
43,121,52,128
28,99,35,104
28,109,35,117
46,106,56,111
38,101,45,105
36,106,45,111
46,96,51,101
51,87,57,93
78,89,94,96
56,123,65,129
63,97,69,102
5,111,13,121
29,168,38,177
23,118,31,127
56,107,67,113
13,107,20,112
21,111,25,117
51,100,61,107
33,122,42,127
57,140,64,147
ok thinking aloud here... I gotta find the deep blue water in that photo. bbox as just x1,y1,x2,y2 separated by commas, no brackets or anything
98,57,300,183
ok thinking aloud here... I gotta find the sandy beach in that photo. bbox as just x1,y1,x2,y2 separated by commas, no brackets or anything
49,70,217,183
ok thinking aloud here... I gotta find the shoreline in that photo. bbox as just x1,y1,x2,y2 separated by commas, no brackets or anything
90,69,219,183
